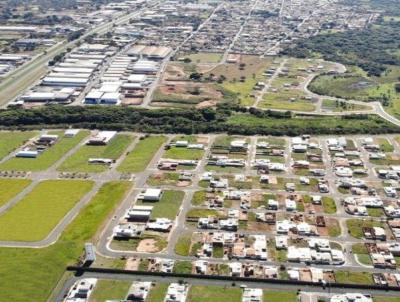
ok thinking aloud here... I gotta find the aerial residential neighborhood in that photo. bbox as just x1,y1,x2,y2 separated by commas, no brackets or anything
1,0,400,301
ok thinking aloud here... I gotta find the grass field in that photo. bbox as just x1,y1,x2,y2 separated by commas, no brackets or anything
0,181,132,301
59,134,132,173
0,130,89,172
208,55,273,106
174,234,192,256
147,283,169,302
0,179,93,241
136,190,184,219
0,178,32,207
263,290,298,302
163,146,204,160
335,271,373,284
187,286,241,302
117,136,166,173
322,197,337,214
260,90,315,112
0,131,37,160
89,279,131,302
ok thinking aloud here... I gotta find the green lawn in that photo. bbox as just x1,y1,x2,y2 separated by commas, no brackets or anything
0,178,32,207
192,191,206,206
322,197,337,214
163,146,204,160
335,271,373,284
136,190,184,219
0,131,37,160
173,260,192,274
263,290,298,302
0,130,89,171
260,90,315,112
59,134,132,172
89,279,131,302
174,234,192,256
117,136,166,173
147,283,169,302
187,286,241,302
0,179,93,241
0,181,132,301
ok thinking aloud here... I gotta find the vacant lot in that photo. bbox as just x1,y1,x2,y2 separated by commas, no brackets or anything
0,130,89,171
0,180,93,241
147,283,169,302
59,134,132,173
0,181,132,301
118,136,166,173
187,286,241,302
335,271,373,284
0,131,37,160
163,146,204,160
136,190,184,219
207,55,273,106
263,290,298,302
89,279,131,302
0,179,32,207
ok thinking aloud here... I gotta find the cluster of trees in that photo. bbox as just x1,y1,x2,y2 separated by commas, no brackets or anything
0,104,398,136
282,20,400,76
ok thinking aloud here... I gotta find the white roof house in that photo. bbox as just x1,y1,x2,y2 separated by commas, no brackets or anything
242,288,263,302
138,189,163,201
165,283,188,302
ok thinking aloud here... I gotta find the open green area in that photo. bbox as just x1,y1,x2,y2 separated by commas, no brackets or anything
346,219,385,239
263,290,298,302
335,271,373,284
206,56,273,106
58,134,132,173
174,234,192,256
192,191,206,206
0,130,89,171
136,190,184,219
163,146,204,160
0,181,132,301
147,283,169,302
0,178,32,207
0,179,93,241
260,90,315,112
187,286,241,302
173,260,192,274
0,131,37,160
117,136,166,173
89,279,131,302
322,197,337,214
